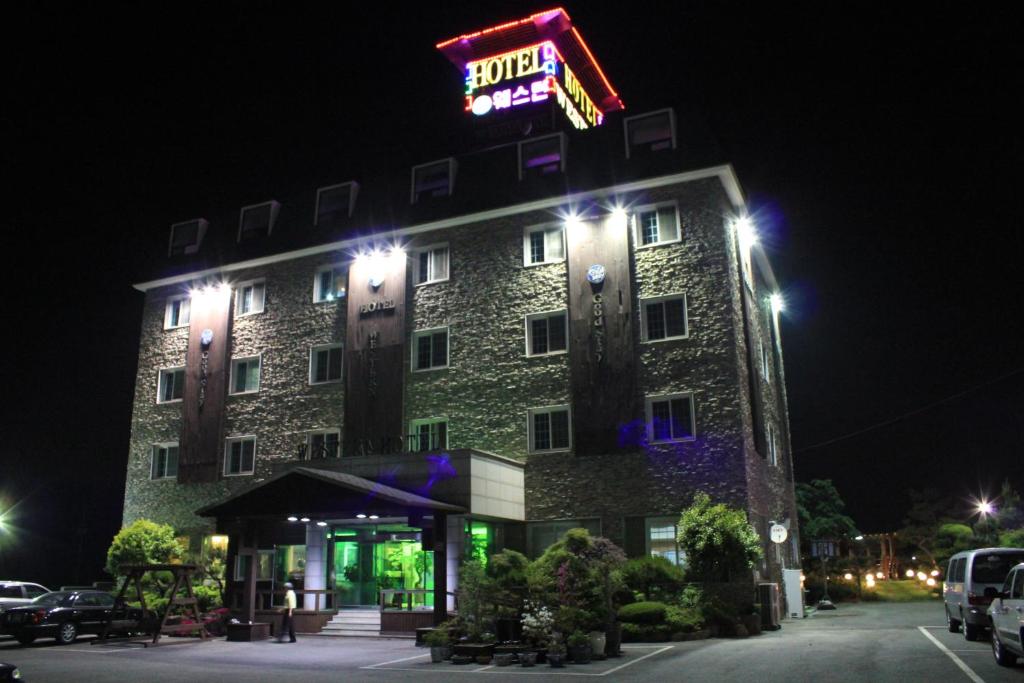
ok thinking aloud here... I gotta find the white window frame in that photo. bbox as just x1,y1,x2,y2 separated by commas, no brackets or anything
168,218,207,257
156,366,185,404
409,417,449,451
527,404,572,454
413,243,450,286
305,428,341,459
313,264,346,303
229,354,262,395
164,294,192,330
760,341,771,381
632,201,681,249
308,343,343,385
237,200,281,242
224,435,257,477
410,158,457,204
623,108,677,159
645,516,685,567
411,327,450,372
517,132,567,180
522,223,566,267
234,279,266,317
524,309,569,357
767,423,778,466
151,442,179,480
645,392,697,443
639,293,689,343
314,181,359,225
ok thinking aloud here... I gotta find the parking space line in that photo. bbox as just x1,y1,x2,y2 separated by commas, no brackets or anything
917,626,986,683
362,652,431,668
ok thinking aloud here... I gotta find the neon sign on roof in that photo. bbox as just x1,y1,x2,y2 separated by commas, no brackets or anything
463,40,603,128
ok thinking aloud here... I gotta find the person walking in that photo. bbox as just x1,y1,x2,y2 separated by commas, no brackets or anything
279,582,297,643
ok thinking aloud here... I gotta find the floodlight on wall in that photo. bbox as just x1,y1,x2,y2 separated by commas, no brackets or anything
609,206,628,231
356,514,367,519
368,515,379,520
316,521,327,527
734,216,757,249
770,292,785,314
287,516,298,522
300,517,311,523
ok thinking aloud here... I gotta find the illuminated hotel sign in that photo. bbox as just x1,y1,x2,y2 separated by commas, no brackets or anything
464,41,604,129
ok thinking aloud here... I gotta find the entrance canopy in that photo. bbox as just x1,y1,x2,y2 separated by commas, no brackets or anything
196,467,466,520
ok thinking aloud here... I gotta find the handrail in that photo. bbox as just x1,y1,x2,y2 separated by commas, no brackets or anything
379,588,431,612
229,587,333,613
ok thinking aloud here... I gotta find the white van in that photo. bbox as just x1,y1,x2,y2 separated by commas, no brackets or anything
945,548,1024,640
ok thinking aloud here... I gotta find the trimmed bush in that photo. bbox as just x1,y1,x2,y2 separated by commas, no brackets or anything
665,605,703,634
617,601,668,625
620,621,672,642
621,556,686,602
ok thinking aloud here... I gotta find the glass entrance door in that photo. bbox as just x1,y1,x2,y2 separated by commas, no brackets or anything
332,525,434,608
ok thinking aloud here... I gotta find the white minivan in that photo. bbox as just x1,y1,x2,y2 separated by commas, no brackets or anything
989,561,1024,667
945,548,1024,640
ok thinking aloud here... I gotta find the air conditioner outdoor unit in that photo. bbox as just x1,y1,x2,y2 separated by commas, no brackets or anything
758,582,782,630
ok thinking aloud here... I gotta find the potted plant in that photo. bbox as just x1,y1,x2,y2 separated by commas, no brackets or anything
567,630,592,664
423,623,452,663
546,638,567,668
519,651,538,667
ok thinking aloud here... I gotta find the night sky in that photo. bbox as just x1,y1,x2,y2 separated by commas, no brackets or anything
3,2,1021,586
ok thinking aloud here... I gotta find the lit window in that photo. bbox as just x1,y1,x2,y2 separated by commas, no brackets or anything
519,134,565,178
224,436,256,476
238,201,280,242
624,109,676,158
645,393,696,443
633,204,680,247
409,418,448,452
157,367,185,403
767,423,778,466
168,218,207,256
314,265,347,302
646,516,685,566
305,430,340,460
414,244,449,285
309,344,343,384
411,159,456,204
151,443,179,480
235,279,265,316
523,225,565,266
528,405,571,453
315,181,358,226
526,310,568,356
164,295,191,329
412,328,448,371
640,294,688,342
230,356,261,394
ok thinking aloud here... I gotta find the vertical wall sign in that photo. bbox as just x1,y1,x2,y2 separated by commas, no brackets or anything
179,286,232,483
344,251,407,455
567,215,638,455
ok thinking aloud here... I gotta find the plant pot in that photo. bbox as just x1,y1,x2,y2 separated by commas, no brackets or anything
519,651,538,667
453,643,495,658
451,655,474,665
605,623,622,657
476,654,493,665
429,646,450,663
589,631,607,660
569,644,592,664
547,653,566,668
493,653,515,666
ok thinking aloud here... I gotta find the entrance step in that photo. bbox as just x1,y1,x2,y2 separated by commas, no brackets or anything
316,609,382,637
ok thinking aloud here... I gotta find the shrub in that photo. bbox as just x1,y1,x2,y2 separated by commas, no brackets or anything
621,556,686,602
106,520,183,578
192,584,222,612
620,621,672,642
677,493,762,582
665,605,703,634
617,601,668,625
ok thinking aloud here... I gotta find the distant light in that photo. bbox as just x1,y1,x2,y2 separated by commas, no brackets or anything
843,573,853,581
734,216,757,248
316,521,327,527
770,292,785,314
906,569,915,578
854,535,864,541
911,556,916,561
917,571,927,581
930,569,939,577
356,514,367,519
300,517,310,523
926,578,936,587
287,516,298,522
368,514,379,520
875,572,884,579
978,501,994,515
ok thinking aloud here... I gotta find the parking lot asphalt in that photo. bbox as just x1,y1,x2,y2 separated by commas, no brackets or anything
1,601,1021,682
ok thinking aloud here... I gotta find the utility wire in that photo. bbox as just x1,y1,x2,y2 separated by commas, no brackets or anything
793,366,1024,454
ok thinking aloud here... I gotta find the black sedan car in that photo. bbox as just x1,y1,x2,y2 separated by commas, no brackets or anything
0,662,22,680
1,590,125,645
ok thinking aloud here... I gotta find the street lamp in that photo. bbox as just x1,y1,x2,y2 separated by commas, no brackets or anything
977,500,994,516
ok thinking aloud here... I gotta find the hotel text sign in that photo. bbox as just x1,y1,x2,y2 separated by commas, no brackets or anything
464,41,603,129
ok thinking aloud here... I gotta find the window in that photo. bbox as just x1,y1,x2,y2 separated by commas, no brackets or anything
1011,569,1023,600
528,405,571,453
633,204,680,247
527,519,600,558
414,244,449,285
314,265,347,302
525,310,568,356
224,436,256,476
624,109,676,158
412,328,448,371
235,279,265,316
168,218,207,256
760,341,771,381
24,584,48,599
409,418,448,452
519,134,565,179
151,443,179,480
645,393,696,443
523,225,565,266
411,158,456,204
305,429,340,460
230,356,261,394
157,367,185,403
164,295,191,329
640,294,688,342
309,344,343,384
237,201,280,242
315,181,359,226
767,423,778,466
646,516,685,567
235,549,274,581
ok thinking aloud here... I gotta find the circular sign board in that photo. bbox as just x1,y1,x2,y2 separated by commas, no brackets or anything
200,328,214,346
770,524,788,544
586,264,606,285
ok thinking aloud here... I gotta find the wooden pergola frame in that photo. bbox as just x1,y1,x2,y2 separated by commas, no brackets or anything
98,563,210,646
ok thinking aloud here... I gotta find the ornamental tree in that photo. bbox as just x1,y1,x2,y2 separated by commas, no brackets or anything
105,519,183,577
676,492,762,582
